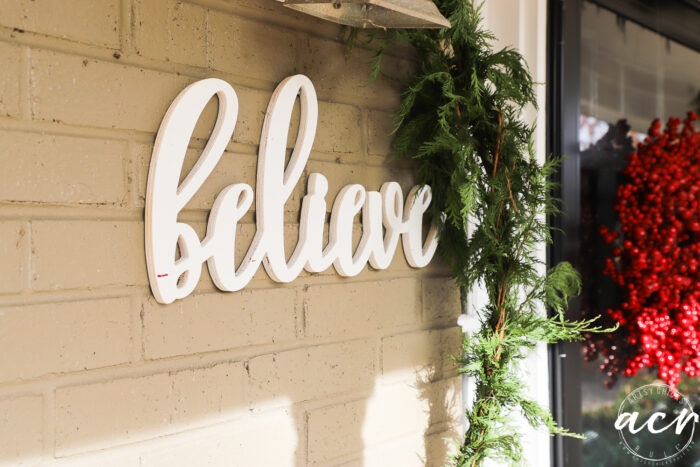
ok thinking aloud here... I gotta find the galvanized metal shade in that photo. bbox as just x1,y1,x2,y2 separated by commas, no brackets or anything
279,0,451,29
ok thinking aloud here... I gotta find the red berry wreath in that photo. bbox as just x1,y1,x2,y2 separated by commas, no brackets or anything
594,112,700,398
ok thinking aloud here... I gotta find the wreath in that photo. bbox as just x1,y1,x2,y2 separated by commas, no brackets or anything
588,112,700,398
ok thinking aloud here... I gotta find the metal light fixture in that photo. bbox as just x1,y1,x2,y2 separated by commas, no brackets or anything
278,0,451,29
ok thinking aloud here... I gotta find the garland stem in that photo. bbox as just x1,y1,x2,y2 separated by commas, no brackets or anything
363,2,612,464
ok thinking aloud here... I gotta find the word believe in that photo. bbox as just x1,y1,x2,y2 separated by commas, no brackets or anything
145,75,438,304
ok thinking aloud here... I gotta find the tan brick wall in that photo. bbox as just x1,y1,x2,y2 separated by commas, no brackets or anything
0,0,462,465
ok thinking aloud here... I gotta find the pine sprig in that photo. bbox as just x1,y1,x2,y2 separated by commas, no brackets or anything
364,1,614,465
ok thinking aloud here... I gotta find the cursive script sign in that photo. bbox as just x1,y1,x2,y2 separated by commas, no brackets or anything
145,75,438,304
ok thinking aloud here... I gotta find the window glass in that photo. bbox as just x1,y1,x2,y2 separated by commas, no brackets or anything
578,3,700,465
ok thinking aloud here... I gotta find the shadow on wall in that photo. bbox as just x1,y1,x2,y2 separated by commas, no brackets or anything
1,286,463,467
2,347,462,467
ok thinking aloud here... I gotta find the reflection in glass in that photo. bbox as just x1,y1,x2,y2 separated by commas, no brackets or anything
577,2,700,465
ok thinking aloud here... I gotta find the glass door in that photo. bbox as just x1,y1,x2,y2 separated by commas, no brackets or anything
548,1,700,466
577,3,700,465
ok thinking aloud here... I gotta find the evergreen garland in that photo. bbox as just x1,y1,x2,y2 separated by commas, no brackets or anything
363,1,612,465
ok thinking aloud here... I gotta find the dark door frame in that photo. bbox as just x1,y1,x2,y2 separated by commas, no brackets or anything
547,1,582,465
546,1,700,466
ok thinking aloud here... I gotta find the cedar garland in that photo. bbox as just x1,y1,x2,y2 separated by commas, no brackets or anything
363,1,612,464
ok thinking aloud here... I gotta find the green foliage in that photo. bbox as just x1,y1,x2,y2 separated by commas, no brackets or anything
363,1,614,465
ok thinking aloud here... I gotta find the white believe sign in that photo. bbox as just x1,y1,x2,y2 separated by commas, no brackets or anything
145,75,438,304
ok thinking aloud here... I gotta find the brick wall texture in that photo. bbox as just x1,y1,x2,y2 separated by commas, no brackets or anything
0,0,464,465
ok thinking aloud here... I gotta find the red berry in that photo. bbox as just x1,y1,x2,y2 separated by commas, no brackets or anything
592,115,700,394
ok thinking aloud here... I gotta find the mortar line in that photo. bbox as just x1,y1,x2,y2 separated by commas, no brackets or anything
0,115,411,166
22,220,31,293
43,387,55,459
131,295,145,363
0,269,451,307
0,321,458,394
360,108,370,166
0,27,407,113
119,0,134,55
125,139,138,208
19,46,31,120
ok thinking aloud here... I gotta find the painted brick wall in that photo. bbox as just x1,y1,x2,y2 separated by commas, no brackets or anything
0,0,464,465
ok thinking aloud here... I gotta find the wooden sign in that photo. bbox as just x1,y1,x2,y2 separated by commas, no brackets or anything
145,75,437,304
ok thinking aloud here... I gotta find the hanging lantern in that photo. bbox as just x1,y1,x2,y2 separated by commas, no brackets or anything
277,0,451,29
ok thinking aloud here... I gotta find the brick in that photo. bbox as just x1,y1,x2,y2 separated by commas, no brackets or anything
0,395,43,464
132,142,151,207
56,373,174,455
30,50,195,132
363,422,461,467
425,428,461,467
180,151,256,210
0,0,120,47
32,220,147,290
231,87,276,146
422,277,461,322
139,408,297,466
0,130,127,204
170,362,247,425
51,450,140,467
133,0,207,68
305,278,418,338
309,380,459,464
307,399,364,464
227,87,305,150
382,327,461,381
119,219,303,289
363,423,462,467
0,298,131,381
337,459,363,467
68,70,308,151
301,36,414,109
363,434,427,467
367,110,395,157
143,287,297,359
0,42,21,117
315,102,362,155
422,256,452,277
135,148,265,210
248,339,375,407
362,379,460,449
0,221,26,294
424,377,462,431
305,160,415,211
55,362,246,455
209,11,298,83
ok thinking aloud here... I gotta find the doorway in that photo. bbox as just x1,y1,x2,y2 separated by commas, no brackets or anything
547,1,700,466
